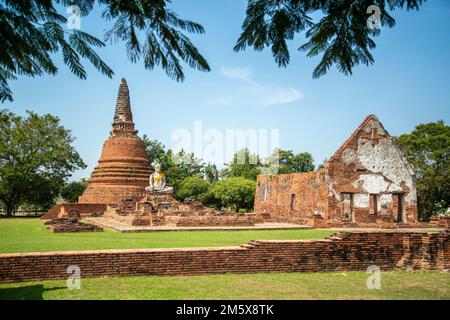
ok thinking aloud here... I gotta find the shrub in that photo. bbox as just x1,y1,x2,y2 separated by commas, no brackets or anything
176,176,210,201
203,177,256,212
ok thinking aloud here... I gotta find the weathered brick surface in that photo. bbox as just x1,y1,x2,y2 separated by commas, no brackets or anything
176,215,254,227
430,217,450,229
255,171,328,225
102,193,257,227
42,204,107,219
44,212,104,233
0,231,448,283
255,115,419,227
42,205,63,220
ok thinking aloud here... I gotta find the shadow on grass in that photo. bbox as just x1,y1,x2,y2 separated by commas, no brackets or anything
0,285,65,300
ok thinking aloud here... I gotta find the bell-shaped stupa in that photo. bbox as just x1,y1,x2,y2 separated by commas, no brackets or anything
78,78,153,204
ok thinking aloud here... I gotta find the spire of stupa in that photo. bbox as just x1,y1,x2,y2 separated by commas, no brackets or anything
112,78,136,134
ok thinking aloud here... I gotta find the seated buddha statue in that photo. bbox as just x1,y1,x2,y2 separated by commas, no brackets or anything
145,164,173,194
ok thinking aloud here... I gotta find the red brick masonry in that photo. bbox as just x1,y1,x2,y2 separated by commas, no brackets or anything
42,203,108,220
430,216,450,229
0,231,448,283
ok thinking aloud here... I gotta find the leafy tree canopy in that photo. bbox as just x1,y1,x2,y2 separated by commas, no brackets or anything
266,148,315,174
0,109,86,215
204,162,219,183
0,0,428,101
176,176,210,201
60,178,88,203
0,0,210,102
221,148,262,181
204,177,256,212
396,120,449,220
235,0,425,78
142,134,166,166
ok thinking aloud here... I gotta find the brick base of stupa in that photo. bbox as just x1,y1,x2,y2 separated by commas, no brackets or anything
102,193,257,227
41,203,108,220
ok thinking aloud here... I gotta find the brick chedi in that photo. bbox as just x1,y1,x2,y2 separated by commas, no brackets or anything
78,78,153,204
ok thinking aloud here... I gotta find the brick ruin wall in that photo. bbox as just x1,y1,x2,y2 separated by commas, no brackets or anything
176,215,255,227
255,171,329,226
254,117,419,227
430,217,450,229
325,118,418,225
0,231,448,283
41,204,107,220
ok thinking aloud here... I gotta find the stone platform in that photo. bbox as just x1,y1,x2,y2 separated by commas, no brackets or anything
83,217,312,233
101,192,268,228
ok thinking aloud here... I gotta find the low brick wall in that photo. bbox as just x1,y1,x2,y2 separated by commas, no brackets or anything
0,231,448,283
42,203,108,219
41,204,63,219
176,215,254,227
430,216,450,229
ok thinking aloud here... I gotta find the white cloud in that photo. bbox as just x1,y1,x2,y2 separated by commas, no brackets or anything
207,66,303,107
260,88,303,106
220,66,252,82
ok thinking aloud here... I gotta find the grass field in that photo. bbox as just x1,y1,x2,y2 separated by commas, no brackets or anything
0,218,333,254
0,219,448,300
0,271,448,300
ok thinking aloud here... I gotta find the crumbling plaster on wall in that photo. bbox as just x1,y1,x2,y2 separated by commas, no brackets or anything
345,135,417,205
336,129,416,204
363,119,386,135
342,148,357,165
352,174,389,194
379,194,393,214
354,193,370,208
327,181,340,201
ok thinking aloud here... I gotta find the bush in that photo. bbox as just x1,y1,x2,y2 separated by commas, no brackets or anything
176,176,210,201
203,177,256,212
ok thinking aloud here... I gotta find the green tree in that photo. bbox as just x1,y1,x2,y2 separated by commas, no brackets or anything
0,0,210,102
266,148,315,174
23,174,61,213
164,150,204,196
221,148,262,181
60,178,88,203
0,109,86,216
204,162,219,183
176,176,210,201
396,120,450,220
204,177,256,212
235,0,425,78
142,135,166,166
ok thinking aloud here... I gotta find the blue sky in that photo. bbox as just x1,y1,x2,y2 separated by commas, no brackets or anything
3,0,450,180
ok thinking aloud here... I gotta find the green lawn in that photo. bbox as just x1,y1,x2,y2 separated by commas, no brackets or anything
0,218,333,254
0,271,448,300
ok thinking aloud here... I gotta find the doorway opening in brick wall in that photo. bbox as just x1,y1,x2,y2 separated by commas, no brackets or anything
370,194,378,215
341,193,354,221
397,194,405,223
290,194,296,213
